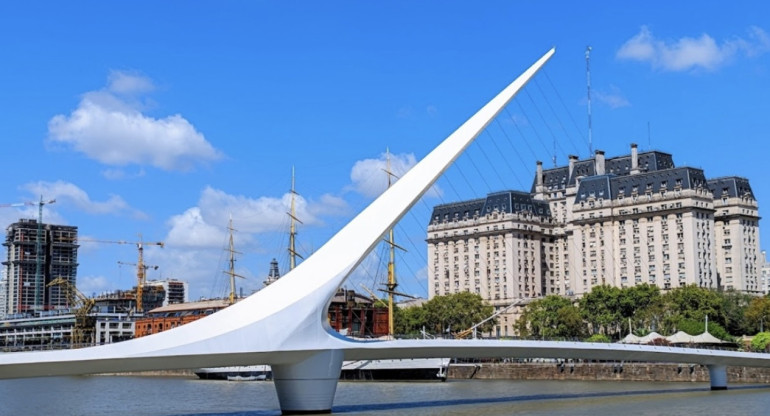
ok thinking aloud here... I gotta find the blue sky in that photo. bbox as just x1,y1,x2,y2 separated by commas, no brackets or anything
1,1,769,301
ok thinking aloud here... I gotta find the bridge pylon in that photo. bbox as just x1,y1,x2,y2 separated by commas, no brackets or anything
707,364,728,390
272,350,344,414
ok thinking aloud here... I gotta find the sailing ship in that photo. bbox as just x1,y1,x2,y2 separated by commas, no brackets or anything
194,216,273,381
338,151,450,381
196,162,449,381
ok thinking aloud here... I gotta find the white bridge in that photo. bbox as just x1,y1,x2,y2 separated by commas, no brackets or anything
2,48,770,414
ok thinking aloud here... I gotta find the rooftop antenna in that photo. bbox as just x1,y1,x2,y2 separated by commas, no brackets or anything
647,121,651,149
552,140,557,168
585,46,593,157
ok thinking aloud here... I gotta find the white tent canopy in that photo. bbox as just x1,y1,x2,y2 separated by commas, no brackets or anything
616,331,727,345
638,332,665,344
619,333,642,344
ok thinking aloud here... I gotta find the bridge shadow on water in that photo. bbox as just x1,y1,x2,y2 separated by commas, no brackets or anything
168,384,770,416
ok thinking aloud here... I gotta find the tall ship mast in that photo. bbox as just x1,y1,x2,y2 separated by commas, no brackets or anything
288,166,303,271
224,216,244,304
380,149,411,338
264,168,302,287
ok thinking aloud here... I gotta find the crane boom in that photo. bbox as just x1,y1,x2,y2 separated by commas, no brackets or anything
47,277,95,347
79,235,163,313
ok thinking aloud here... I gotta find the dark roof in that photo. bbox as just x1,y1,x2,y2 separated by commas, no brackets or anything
430,198,486,224
430,191,551,225
708,177,755,201
532,150,675,192
574,167,708,203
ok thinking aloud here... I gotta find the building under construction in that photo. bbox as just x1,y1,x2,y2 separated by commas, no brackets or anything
2,219,78,316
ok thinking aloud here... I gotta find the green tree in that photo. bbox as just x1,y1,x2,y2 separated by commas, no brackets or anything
516,295,584,340
751,332,770,352
719,289,753,336
579,285,622,338
744,296,770,333
421,292,495,336
661,285,724,334
618,284,663,335
585,333,611,343
393,303,426,336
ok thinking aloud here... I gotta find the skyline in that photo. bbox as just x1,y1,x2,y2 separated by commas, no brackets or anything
1,2,769,301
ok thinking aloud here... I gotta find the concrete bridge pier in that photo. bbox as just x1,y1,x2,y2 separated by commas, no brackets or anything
707,364,728,390
272,349,344,414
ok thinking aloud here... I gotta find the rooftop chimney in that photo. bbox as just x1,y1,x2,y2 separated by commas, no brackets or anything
631,143,639,175
595,150,605,175
536,161,543,187
568,155,578,179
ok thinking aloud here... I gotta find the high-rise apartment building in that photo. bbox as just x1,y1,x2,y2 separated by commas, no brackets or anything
427,144,761,336
761,251,770,295
2,219,79,315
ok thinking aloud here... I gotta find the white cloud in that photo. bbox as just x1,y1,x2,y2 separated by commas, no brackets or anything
349,151,442,200
107,70,155,95
77,275,112,297
350,152,418,198
308,193,350,217
101,167,146,180
197,186,331,233
21,180,146,219
158,187,349,296
157,185,353,299
166,207,230,248
47,71,223,171
594,85,630,109
617,26,770,72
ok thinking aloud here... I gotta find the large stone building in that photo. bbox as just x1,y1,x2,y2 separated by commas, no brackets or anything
427,144,762,336
761,251,770,295
2,219,79,316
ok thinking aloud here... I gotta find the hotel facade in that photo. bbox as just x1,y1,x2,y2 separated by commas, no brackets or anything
427,144,761,337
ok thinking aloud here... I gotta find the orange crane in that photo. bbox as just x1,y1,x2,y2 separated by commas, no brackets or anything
79,234,164,313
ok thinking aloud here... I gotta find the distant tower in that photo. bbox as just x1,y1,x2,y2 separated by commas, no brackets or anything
263,258,281,287
0,269,7,319
2,219,78,315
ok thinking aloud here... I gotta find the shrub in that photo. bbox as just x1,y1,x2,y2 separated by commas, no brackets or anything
751,332,770,352
585,333,611,343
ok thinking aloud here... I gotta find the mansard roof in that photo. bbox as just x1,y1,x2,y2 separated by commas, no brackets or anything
708,176,755,201
605,151,675,176
430,190,551,224
574,167,708,203
482,190,551,217
540,166,569,192
532,149,675,192
430,198,486,224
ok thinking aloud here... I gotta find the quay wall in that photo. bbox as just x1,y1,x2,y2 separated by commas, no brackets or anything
448,362,770,384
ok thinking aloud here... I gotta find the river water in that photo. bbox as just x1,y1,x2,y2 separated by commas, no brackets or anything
2,376,769,416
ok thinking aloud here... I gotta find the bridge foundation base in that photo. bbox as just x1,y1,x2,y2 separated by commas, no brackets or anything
707,364,728,390
272,349,343,415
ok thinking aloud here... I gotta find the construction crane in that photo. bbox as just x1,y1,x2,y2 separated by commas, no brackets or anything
1,196,56,311
79,234,164,313
47,277,95,347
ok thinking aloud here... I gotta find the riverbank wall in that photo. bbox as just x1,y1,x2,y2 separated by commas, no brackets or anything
449,361,770,384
